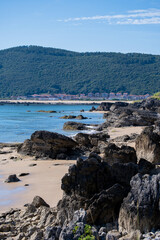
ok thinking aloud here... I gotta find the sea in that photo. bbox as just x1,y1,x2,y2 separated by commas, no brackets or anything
0,103,104,208
0,104,104,143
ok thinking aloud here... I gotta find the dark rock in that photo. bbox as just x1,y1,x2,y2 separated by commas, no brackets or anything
59,209,86,240
56,153,69,160
31,196,50,208
111,162,138,187
135,126,160,164
110,102,129,112
119,173,160,234
76,115,88,120
60,115,87,120
19,173,30,177
18,131,77,159
60,115,76,119
99,102,159,128
89,106,96,111
63,121,88,130
103,143,137,165
74,133,91,147
96,102,113,111
29,163,37,167
5,174,20,183
37,110,57,113
138,158,155,174
86,184,127,225
57,153,138,226
111,134,138,143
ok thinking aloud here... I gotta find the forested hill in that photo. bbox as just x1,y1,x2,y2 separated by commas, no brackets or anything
0,45,160,97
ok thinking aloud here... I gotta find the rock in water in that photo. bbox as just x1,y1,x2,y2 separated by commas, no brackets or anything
63,121,88,130
18,131,77,159
119,173,160,234
5,174,20,183
135,126,160,164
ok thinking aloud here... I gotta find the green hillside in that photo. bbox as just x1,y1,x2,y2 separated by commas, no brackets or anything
0,45,160,97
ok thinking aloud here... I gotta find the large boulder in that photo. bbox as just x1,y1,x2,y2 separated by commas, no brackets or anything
18,131,77,159
57,154,138,226
74,132,109,149
103,143,137,165
135,126,160,164
110,102,129,112
119,173,160,234
96,102,113,111
63,121,88,130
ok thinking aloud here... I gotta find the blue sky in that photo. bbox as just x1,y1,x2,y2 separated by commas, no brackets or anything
1,0,160,54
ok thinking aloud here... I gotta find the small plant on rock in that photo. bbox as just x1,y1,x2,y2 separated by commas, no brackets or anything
78,224,95,240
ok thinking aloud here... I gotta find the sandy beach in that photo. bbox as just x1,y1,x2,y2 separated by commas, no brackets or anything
0,99,133,105
0,147,76,212
0,126,143,213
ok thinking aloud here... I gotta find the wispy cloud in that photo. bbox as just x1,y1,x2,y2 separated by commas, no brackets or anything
59,9,160,25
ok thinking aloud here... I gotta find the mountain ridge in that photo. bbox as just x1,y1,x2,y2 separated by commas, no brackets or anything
0,45,159,97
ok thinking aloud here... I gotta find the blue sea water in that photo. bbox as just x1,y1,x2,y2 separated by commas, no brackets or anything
0,104,104,208
0,104,104,143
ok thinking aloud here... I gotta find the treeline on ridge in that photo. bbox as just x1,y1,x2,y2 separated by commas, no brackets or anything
0,45,160,97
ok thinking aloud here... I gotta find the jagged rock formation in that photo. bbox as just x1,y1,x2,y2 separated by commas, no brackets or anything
17,131,78,159
97,99,160,129
63,121,89,130
74,132,110,152
135,126,160,164
102,143,137,165
56,154,138,226
119,173,160,234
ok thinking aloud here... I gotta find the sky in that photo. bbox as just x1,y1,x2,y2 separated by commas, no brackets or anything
0,0,160,54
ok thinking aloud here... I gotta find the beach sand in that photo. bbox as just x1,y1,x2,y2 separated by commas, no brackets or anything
0,99,133,105
0,126,143,212
0,148,76,212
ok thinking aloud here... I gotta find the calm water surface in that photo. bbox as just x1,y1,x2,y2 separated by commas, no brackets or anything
0,104,104,208
0,104,104,143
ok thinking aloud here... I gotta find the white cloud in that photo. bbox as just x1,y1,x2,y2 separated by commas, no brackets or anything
60,8,160,25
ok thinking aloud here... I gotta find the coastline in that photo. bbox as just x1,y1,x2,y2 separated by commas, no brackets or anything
0,126,143,212
0,99,133,105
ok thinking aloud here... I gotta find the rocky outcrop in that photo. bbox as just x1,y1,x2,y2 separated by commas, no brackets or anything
57,154,138,226
63,121,88,130
36,110,57,113
111,133,138,144
135,126,160,164
74,132,110,150
96,102,113,111
60,115,88,120
97,99,159,129
0,198,59,240
18,131,78,159
31,196,50,208
103,143,137,165
119,173,160,234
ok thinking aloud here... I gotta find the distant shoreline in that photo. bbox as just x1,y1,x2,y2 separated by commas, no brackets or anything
0,99,133,105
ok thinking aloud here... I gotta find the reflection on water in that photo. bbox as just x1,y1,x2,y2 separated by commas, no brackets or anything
0,184,25,206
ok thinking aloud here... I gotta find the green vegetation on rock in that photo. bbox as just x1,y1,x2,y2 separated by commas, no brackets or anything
0,45,160,97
